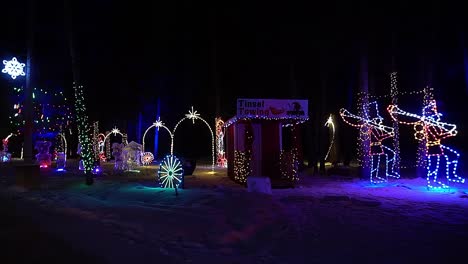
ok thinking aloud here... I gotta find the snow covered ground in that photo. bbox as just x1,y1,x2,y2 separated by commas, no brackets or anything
1,161,468,263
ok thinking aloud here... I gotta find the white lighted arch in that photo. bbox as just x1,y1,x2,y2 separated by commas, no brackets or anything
57,133,68,156
142,117,174,152
103,127,127,147
172,106,215,171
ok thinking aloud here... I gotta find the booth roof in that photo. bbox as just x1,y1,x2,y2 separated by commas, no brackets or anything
223,115,309,128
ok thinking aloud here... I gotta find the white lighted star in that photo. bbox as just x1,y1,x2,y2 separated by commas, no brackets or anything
185,106,200,124
111,127,120,135
154,117,164,130
2,57,26,79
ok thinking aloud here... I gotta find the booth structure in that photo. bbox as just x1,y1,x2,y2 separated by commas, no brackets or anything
224,98,308,186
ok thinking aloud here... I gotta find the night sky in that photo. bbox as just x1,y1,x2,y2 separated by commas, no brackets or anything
1,1,468,163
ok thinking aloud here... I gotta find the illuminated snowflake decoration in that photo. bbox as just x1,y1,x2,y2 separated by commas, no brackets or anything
2,57,26,79
153,117,164,131
185,106,200,124
157,155,184,188
111,127,120,135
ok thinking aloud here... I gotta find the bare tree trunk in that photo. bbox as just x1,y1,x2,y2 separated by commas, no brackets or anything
319,63,327,175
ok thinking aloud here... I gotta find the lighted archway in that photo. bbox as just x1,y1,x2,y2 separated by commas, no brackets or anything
103,127,127,159
142,117,173,153
172,106,215,171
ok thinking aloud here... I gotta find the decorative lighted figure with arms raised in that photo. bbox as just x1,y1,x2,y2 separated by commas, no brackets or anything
388,100,463,189
340,102,400,183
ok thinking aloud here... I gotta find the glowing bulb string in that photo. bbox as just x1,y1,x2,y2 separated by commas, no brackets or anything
357,87,434,100
215,118,227,167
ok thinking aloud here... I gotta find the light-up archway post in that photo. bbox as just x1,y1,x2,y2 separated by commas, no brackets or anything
172,107,215,172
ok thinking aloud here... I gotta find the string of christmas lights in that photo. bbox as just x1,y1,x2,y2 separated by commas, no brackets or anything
416,87,434,171
9,87,73,135
92,121,100,160
223,116,308,129
355,92,371,172
280,124,300,182
232,122,253,184
357,87,434,100
215,118,227,168
390,72,401,174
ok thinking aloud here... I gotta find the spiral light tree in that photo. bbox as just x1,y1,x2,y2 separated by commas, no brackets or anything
173,106,215,172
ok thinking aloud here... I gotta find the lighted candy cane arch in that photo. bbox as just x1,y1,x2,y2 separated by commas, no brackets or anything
173,106,215,171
